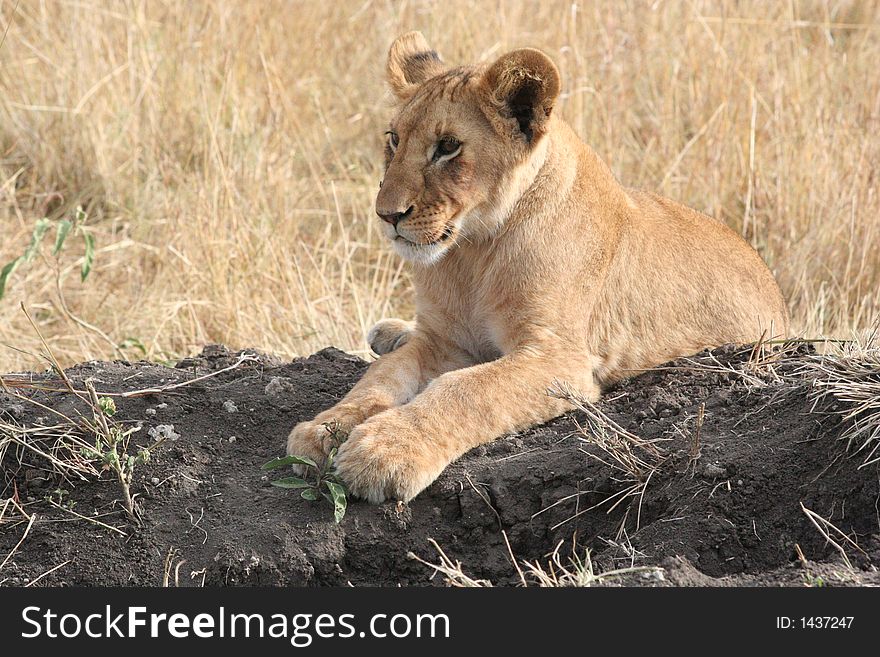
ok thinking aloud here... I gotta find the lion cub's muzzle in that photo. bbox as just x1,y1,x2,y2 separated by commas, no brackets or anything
377,205,414,228
394,222,455,247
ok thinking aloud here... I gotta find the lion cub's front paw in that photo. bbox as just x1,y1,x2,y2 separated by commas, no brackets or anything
285,406,364,472
285,421,334,473
334,410,445,503
367,318,414,356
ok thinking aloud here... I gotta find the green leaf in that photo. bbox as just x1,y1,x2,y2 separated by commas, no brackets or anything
0,257,22,301
261,454,318,471
23,218,52,263
324,480,347,524
81,231,95,281
74,206,88,225
270,477,311,489
98,396,117,416
119,337,147,355
53,219,73,255
325,446,337,469
300,488,319,501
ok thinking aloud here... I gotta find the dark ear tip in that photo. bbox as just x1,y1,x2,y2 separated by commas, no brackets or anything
387,32,445,99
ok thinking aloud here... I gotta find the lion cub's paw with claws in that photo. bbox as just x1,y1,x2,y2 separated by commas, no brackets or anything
286,406,363,474
334,409,444,503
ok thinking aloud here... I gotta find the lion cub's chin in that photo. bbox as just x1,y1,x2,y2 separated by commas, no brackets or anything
391,237,452,266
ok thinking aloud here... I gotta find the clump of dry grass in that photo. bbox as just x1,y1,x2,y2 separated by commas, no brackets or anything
548,380,667,533
1,1,879,371
409,537,663,587
408,539,494,587
801,326,880,468
522,541,664,587
0,305,226,522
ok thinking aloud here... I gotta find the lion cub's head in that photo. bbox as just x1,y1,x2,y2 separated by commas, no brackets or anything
376,32,561,265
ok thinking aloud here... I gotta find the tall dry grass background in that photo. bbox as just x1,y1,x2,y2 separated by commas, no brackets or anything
0,0,878,370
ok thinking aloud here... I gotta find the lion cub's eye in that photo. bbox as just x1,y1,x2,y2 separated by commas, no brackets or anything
385,131,399,151
433,136,461,162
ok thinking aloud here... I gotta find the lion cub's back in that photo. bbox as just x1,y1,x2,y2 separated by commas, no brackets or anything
598,189,789,373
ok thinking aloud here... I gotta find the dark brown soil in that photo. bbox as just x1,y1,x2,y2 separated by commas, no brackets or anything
1,344,878,587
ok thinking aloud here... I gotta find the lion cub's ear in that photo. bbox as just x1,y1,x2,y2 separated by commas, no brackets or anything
386,32,446,100
481,48,561,144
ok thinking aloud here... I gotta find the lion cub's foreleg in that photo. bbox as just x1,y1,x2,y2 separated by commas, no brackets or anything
286,332,468,466
334,349,598,503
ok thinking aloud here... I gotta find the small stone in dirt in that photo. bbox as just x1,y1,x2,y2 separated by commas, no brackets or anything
148,424,180,442
223,400,238,413
157,402,168,409
145,408,157,416
640,569,666,583
150,477,160,485
265,376,295,396
228,435,237,443
699,462,727,478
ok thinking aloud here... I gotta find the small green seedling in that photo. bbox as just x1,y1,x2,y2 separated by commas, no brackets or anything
262,422,349,523
0,207,96,301
79,381,164,521
804,573,826,588
44,487,76,510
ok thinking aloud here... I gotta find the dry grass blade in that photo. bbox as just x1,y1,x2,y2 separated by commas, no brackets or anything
407,539,493,587
502,529,527,588
0,497,30,525
799,502,866,570
687,402,705,475
162,547,188,587
25,559,70,587
0,511,35,571
19,303,86,402
0,351,258,398
47,500,127,537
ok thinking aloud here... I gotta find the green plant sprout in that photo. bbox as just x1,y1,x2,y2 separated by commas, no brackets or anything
79,381,165,521
44,487,76,510
262,421,349,523
0,206,96,300
1,208,147,358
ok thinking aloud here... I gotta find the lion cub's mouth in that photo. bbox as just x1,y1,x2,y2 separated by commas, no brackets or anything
395,225,454,248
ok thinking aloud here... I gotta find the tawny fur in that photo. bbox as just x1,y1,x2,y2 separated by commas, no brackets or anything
287,33,789,503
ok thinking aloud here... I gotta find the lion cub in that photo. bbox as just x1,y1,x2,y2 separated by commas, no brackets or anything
287,32,788,503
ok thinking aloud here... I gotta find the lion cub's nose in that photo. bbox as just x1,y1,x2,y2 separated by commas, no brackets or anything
377,205,414,227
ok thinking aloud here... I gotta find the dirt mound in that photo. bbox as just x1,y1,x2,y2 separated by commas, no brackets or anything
1,345,878,587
